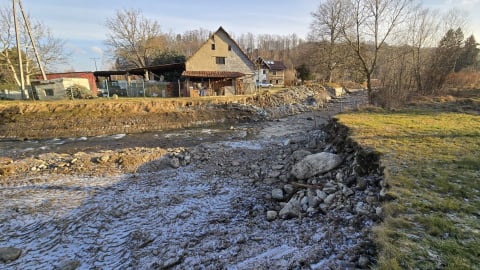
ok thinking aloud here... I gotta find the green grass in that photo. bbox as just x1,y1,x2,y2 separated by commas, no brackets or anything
337,97,480,269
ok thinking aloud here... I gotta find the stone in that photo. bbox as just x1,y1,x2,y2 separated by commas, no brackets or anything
324,194,336,205
356,177,368,191
266,210,278,221
268,170,281,178
290,150,312,163
291,152,343,180
342,186,355,197
375,207,383,216
283,184,295,196
55,259,81,270
366,195,376,204
355,202,370,215
271,188,285,201
169,157,180,169
0,247,22,263
316,190,328,200
279,203,300,219
357,255,370,268
97,155,110,163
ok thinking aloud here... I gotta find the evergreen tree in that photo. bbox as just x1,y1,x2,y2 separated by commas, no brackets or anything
455,35,479,71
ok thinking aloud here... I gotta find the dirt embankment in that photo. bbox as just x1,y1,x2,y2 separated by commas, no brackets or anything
0,86,329,140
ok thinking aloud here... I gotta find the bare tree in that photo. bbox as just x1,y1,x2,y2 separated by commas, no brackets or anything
407,6,440,93
340,0,413,103
105,8,164,77
310,0,348,82
0,5,67,87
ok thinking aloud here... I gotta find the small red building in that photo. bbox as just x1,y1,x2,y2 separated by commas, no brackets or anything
36,72,98,94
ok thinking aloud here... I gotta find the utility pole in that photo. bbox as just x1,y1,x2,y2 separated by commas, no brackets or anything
18,0,46,80
90,57,99,71
13,0,26,99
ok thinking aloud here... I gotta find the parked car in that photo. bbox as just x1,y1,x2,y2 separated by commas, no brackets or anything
256,82,273,88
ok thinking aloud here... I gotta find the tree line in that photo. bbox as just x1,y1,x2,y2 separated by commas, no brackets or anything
308,0,479,106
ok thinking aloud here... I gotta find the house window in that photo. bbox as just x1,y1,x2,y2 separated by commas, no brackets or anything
228,45,232,51
276,80,279,84
211,44,216,50
44,89,54,96
262,70,266,74
272,71,277,75
216,57,226,65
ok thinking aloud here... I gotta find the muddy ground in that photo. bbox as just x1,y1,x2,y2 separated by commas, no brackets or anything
0,91,380,269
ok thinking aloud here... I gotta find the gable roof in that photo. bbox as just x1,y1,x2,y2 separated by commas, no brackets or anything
186,26,254,70
257,57,287,71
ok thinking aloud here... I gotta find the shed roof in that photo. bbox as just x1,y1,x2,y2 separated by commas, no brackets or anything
182,71,245,78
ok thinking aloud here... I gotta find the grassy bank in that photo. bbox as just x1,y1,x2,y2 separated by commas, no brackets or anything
337,96,480,269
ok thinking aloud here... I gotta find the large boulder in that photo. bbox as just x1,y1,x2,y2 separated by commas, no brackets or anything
291,152,343,180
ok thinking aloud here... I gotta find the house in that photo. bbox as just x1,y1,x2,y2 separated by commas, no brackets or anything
254,57,287,87
89,27,256,98
181,27,256,96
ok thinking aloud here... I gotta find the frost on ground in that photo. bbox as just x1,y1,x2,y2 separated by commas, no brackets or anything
1,94,379,269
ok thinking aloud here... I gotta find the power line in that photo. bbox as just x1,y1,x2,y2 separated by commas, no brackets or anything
90,57,99,71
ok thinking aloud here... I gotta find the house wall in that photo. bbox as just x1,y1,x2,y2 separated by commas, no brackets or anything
34,78,90,100
40,72,98,94
186,30,254,75
269,70,285,86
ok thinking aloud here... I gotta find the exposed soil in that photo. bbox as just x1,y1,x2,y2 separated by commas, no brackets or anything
0,90,380,269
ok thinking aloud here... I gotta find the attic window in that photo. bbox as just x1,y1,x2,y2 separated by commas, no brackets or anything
211,44,216,50
228,45,232,51
216,57,226,65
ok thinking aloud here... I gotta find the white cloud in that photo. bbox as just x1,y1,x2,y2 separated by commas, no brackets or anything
90,46,104,55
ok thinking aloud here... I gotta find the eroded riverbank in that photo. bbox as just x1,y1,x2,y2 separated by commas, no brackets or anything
1,90,383,269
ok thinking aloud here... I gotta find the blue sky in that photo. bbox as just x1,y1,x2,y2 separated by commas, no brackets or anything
4,0,480,72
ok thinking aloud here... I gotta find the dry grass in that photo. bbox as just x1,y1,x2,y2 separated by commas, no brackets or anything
337,93,480,269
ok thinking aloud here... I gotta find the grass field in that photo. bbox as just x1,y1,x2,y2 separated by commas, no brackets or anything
337,94,480,269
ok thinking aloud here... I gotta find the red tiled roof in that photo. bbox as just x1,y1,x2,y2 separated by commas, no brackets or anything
182,71,245,78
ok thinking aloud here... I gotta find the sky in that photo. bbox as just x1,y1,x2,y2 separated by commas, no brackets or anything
4,0,480,72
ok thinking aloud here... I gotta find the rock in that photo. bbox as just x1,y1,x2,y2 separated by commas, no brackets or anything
266,210,278,221
97,155,110,163
356,177,368,191
357,255,370,268
355,202,370,215
268,170,281,178
316,190,328,200
0,247,22,263
291,152,343,180
169,157,180,169
279,203,300,219
55,259,81,270
365,195,376,204
324,194,336,205
290,150,312,163
271,188,285,201
342,186,355,197
283,184,295,196
375,207,383,216
322,183,338,194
